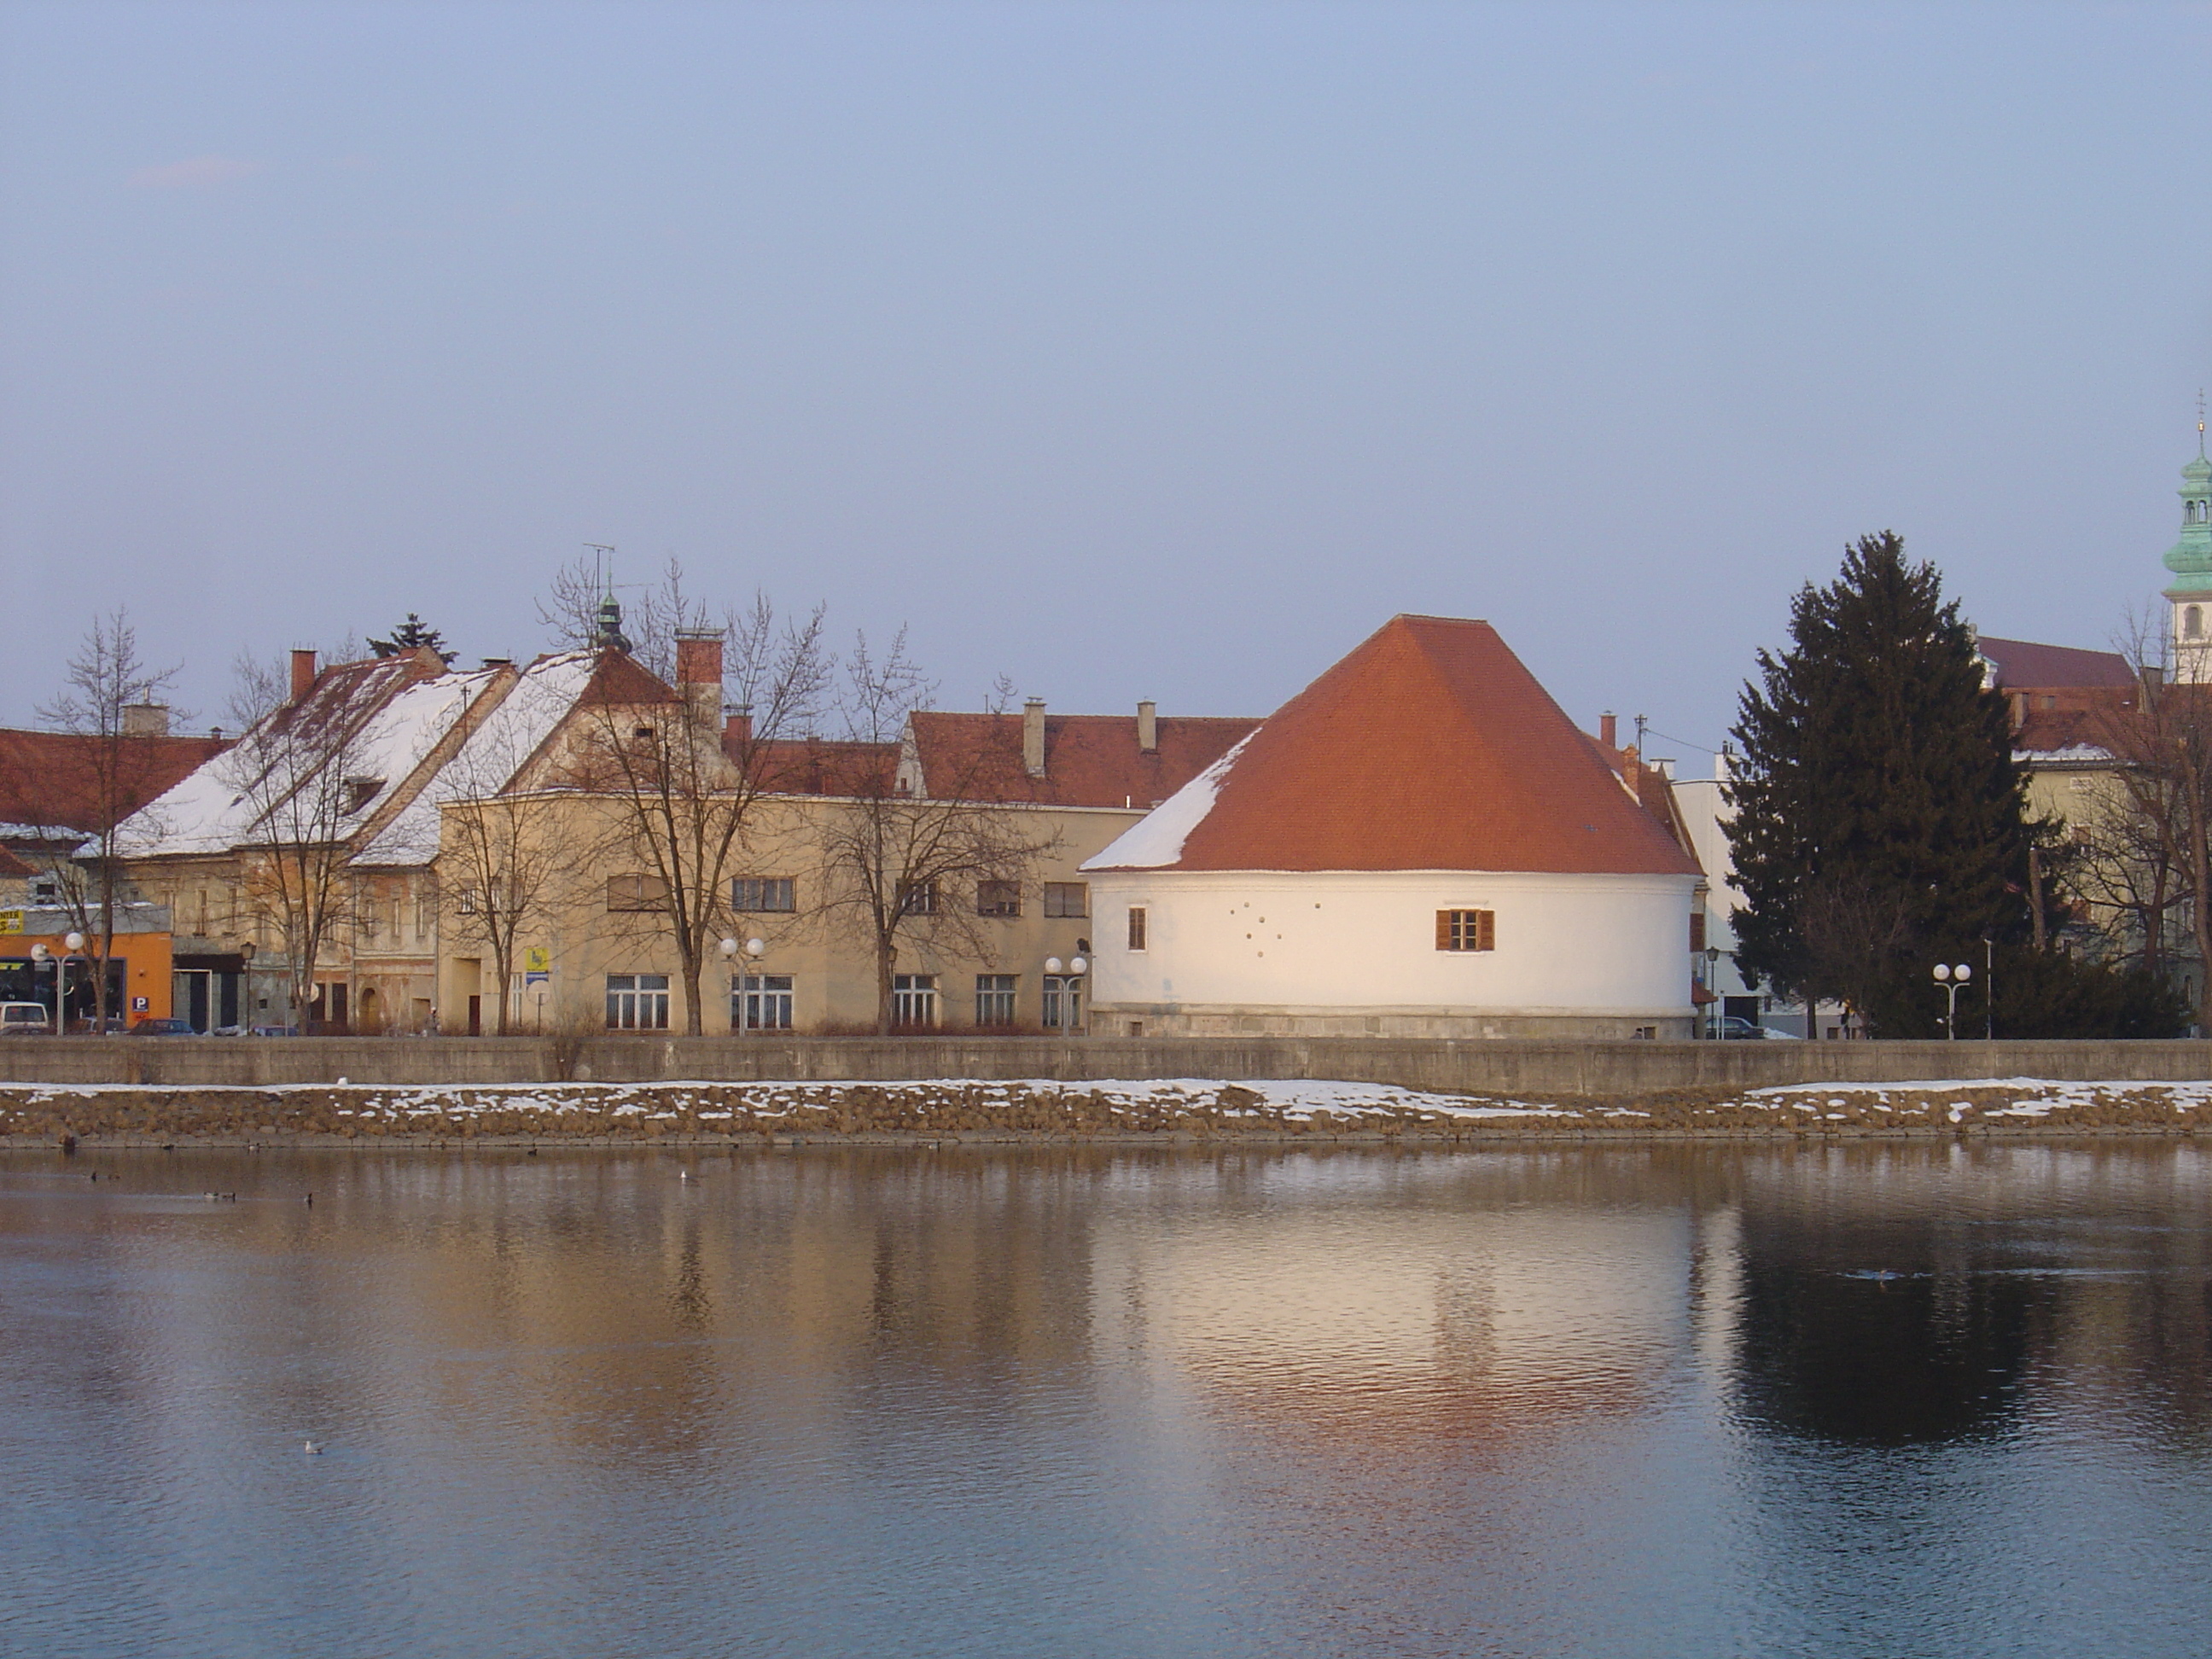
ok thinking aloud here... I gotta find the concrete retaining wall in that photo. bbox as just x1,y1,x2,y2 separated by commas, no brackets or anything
2,1035,2209,1095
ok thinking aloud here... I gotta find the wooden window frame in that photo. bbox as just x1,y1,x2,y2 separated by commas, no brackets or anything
1043,882,1089,919
1435,909,1496,952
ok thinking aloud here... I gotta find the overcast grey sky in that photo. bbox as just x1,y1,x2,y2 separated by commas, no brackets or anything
4,1,2210,760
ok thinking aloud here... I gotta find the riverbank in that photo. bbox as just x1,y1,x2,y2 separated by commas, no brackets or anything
5,1075,2211,1146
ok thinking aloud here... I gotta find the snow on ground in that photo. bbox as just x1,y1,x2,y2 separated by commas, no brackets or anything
5,1076,1562,1120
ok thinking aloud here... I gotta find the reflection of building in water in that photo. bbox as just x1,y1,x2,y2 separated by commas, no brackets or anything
1086,1161,1698,1427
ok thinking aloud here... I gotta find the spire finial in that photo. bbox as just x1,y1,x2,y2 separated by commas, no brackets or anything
2197,389,2204,457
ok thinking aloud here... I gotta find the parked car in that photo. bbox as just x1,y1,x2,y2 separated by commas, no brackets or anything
1719,1016,1801,1040
129,1017,197,1036
0,1001,53,1035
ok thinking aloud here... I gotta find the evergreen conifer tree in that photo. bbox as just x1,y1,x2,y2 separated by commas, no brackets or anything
1727,533,2029,1033
369,614,456,667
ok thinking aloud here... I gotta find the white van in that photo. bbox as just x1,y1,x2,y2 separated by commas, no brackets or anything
0,1001,53,1035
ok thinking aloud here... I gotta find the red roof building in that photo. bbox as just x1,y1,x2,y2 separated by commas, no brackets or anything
1081,615,1704,1040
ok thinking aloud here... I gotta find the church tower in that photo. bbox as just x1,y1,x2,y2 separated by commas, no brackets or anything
2163,421,2212,682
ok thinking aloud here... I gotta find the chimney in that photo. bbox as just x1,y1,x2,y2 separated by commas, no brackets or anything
290,649,318,703
1136,699,1157,754
725,705,753,750
1023,697,1047,777
480,656,513,671
675,630,724,731
1600,711,1617,749
121,703,169,738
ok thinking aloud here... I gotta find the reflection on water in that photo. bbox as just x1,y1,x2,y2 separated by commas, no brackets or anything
3,1143,2208,1657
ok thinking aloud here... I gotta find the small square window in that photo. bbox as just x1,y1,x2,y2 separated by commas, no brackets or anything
608,874,670,912
732,876,796,912
1436,909,1495,952
899,882,937,917
1043,882,1089,918
976,880,1021,917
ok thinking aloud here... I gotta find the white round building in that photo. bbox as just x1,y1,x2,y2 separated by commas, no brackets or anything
1081,615,1703,1039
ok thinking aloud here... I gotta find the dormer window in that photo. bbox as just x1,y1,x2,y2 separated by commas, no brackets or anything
343,777,383,813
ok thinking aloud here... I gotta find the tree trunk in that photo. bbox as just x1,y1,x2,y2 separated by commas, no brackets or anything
876,936,896,1035
678,946,705,1036
2190,784,2212,1035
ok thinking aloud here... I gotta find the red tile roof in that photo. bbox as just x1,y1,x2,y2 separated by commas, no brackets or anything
907,712,1260,808
1978,636,2135,690
0,727,230,835
1092,614,1703,876
754,738,899,796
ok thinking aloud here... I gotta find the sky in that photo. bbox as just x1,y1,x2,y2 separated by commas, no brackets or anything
5,1,2212,768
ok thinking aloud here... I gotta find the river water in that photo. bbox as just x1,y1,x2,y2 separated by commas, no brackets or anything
2,1142,2208,1658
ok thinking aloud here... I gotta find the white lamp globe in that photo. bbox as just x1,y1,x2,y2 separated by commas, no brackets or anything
64,933,84,952
1045,957,1062,975
1933,963,1951,981
1954,963,1972,982
1069,956,1088,975
31,944,47,962
718,937,739,958
746,938,766,958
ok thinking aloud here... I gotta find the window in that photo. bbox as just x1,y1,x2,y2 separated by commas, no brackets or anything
342,776,383,813
975,974,1017,1026
457,886,480,915
2189,606,2203,640
606,974,670,1029
1042,975,1083,1032
976,880,1021,917
1690,911,1707,953
893,973,938,1027
1436,909,1496,952
1043,882,1089,918
32,876,60,905
608,873,671,912
731,973,794,1031
898,882,938,917
1126,906,1148,951
732,876,796,913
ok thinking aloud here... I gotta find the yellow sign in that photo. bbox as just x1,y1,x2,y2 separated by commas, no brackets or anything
0,911,20,935
522,947,550,975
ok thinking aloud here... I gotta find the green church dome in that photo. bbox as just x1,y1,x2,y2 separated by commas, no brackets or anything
2163,449,2212,597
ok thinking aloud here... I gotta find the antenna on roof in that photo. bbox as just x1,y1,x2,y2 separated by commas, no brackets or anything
2198,390,2205,457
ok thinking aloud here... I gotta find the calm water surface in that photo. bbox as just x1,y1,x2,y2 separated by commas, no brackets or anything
2,1141,2208,1658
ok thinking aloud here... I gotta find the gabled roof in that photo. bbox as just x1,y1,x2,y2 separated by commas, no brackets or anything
907,712,1260,808
579,650,682,707
1978,636,2134,690
0,727,229,838
119,649,472,859
1084,614,1703,876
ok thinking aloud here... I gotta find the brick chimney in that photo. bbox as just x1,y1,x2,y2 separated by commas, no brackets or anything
725,705,753,750
1136,699,1157,754
1023,697,1047,777
291,649,318,703
675,630,724,731
121,703,169,738
1599,710,1616,749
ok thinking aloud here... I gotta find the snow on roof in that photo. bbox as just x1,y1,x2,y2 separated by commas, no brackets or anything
2014,743,2113,765
358,653,597,863
1081,736,1251,870
117,655,485,859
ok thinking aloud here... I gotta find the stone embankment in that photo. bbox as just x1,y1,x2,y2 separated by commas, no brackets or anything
3,1076,2209,1148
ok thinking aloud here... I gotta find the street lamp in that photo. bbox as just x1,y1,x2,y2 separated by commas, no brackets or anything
33,933,85,1033
1044,955,1088,1035
1932,961,1973,1040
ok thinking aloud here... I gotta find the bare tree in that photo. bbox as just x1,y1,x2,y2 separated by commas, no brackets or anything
567,591,830,1034
434,684,587,1034
34,608,183,1027
538,551,689,681
2090,618,2212,1027
813,633,1059,1033
220,654,396,1028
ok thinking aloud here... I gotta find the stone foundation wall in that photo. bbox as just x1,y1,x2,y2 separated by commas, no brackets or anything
1,1033,2208,1096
